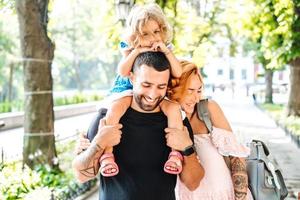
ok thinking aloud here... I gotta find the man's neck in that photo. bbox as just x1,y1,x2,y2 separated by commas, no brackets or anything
130,100,161,113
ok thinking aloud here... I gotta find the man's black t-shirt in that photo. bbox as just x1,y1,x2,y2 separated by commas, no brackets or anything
87,107,193,200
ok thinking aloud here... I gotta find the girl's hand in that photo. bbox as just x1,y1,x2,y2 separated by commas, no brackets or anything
135,46,155,54
75,132,91,155
152,42,170,55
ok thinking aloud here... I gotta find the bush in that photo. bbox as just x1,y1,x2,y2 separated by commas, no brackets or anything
0,101,23,113
0,92,104,113
260,103,300,137
54,93,103,106
0,138,97,200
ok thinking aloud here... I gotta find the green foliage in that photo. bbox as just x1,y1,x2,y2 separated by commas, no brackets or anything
34,165,69,188
261,103,300,136
54,93,103,106
0,6,22,103
0,162,41,200
0,139,97,200
289,0,300,61
50,0,122,90
0,101,23,113
0,162,96,200
239,0,298,68
260,103,284,112
0,93,103,113
0,0,15,10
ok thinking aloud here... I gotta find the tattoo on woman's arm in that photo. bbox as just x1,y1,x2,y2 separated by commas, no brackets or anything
230,157,248,200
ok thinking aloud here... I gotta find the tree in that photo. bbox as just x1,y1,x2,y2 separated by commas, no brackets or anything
16,0,58,169
287,1,300,116
49,0,122,90
240,0,299,115
242,38,275,103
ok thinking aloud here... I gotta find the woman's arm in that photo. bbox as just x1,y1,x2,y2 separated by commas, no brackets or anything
230,157,248,200
208,100,248,200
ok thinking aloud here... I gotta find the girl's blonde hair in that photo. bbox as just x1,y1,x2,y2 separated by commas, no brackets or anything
168,61,204,102
125,3,173,47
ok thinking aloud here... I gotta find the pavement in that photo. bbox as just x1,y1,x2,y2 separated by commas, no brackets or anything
85,89,300,200
214,90,300,199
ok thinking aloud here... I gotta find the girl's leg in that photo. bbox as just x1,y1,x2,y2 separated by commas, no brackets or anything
100,96,132,177
160,99,183,130
160,99,184,174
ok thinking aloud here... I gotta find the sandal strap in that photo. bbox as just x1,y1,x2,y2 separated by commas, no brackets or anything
99,153,115,163
169,150,183,161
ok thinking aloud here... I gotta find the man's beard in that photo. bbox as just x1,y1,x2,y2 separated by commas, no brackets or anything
133,93,165,111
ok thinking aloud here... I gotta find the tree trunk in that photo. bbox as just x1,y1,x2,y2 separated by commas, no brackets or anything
288,58,300,116
264,69,273,104
16,0,58,169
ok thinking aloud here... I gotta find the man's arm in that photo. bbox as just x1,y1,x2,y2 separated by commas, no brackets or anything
165,126,204,191
72,118,122,183
230,156,248,200
72,141,104,183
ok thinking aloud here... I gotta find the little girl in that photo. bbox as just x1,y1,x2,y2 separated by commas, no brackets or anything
99,3,184,177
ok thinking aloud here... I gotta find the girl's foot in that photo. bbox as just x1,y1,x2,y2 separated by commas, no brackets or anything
99,153,119,177
164,151,183,174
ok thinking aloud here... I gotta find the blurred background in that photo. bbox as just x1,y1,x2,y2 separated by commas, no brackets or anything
0,0,299,199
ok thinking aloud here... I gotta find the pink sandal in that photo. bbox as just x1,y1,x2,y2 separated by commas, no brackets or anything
99,153,119,177
164,151,183,174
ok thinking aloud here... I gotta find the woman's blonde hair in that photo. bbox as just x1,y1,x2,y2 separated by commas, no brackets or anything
168,61,204,102
124,3,173,47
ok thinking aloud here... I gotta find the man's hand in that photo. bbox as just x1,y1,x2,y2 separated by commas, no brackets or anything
93,118,123,150
72,118,122,183
165,126,193,151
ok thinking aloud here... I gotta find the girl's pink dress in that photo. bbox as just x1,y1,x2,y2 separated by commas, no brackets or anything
176,127,253,200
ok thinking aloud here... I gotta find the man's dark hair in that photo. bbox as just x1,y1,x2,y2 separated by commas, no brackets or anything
132,51,170,73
